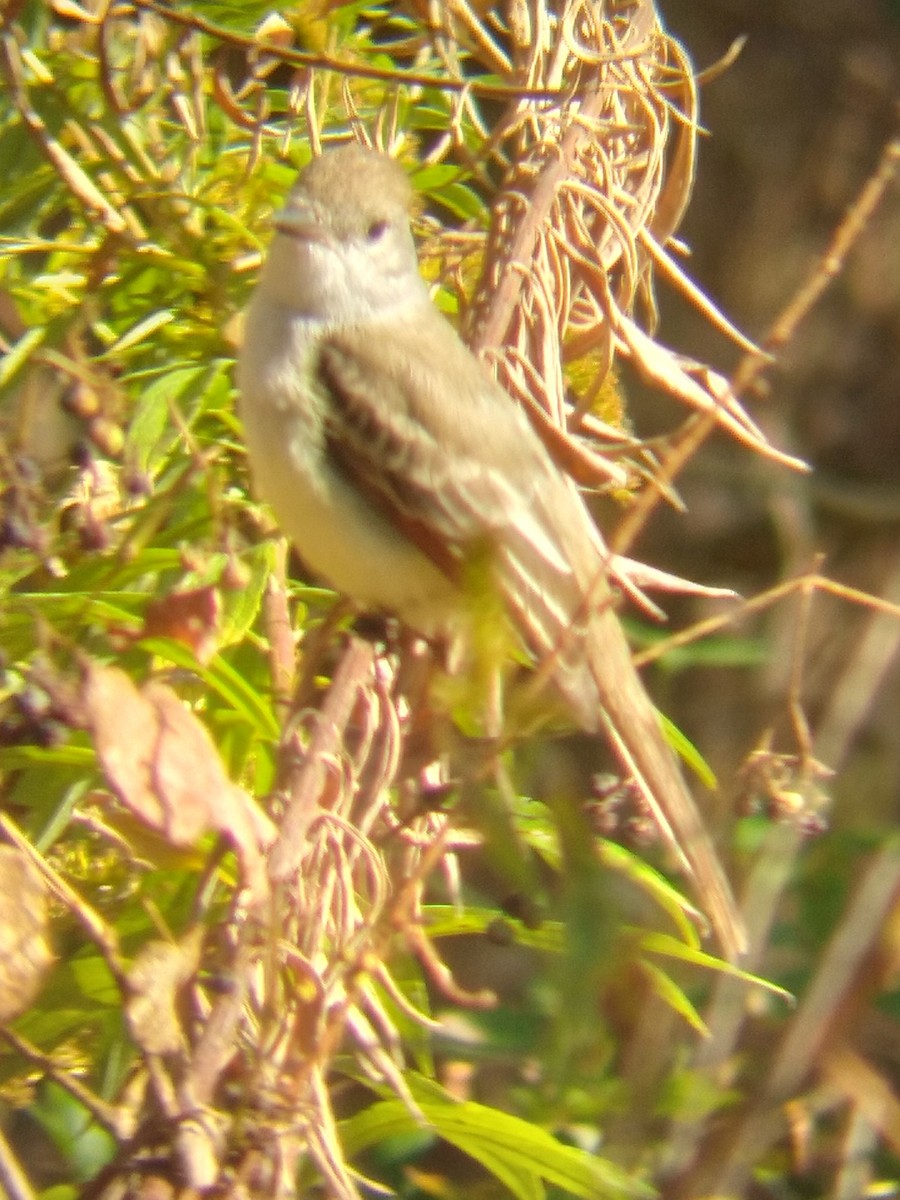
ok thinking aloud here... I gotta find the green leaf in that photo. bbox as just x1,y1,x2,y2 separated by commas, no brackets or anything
29,1082,116,1182
139,637,279,740
219,541,275,645
424,903,562,953
126,362,227,475
341,1087,652,1200
430,181,489,222
596,842,702,948
0,745,96,771
97,309,175,358
658,711,717,789
0,324,44,387
638,959,708,1036
638,931,794,1003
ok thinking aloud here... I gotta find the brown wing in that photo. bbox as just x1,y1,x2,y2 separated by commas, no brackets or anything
318,329,516,580
316,317,599,698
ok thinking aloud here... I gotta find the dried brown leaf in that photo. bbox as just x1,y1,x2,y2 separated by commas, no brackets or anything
83,664,275,900
126,926,204,1056
141,586,221,664
0,844,54,1023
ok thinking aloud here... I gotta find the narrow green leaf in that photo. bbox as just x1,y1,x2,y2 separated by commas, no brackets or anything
460,1145,544,1200
639,959,709,1036
125,363,210,474
0,325,45,387
219,541,275,646
597,841,701,947
97,309,175,358
341,1095,652,1200
140,637,279,739
430,181,489,221
412,162,464,190
424,903,562,953
658,711,717,789
0,745,95,771
638,930,795,1002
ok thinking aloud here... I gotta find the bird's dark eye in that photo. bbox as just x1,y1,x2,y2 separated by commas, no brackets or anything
366,219,390,242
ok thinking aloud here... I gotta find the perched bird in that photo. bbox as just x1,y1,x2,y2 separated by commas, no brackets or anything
238,143,745,958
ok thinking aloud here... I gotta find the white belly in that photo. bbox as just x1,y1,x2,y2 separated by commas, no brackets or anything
237,311,459,638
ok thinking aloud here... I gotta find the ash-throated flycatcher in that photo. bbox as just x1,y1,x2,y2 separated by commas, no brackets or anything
238,143,744,958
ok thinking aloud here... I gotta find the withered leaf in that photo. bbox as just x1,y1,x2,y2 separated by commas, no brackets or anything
141,586,221,664
0,844,54,1023
83,664,275,900
126,926,203,1056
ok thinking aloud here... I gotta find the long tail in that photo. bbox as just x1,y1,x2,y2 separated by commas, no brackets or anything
587,604,746,960
496,492,745,958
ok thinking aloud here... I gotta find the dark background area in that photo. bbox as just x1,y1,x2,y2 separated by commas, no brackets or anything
629,0,900,824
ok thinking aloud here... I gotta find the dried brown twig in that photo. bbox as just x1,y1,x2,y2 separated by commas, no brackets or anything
617,125,900,555
130,0,566,101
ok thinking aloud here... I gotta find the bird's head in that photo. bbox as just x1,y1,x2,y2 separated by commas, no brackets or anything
261,143,427,322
